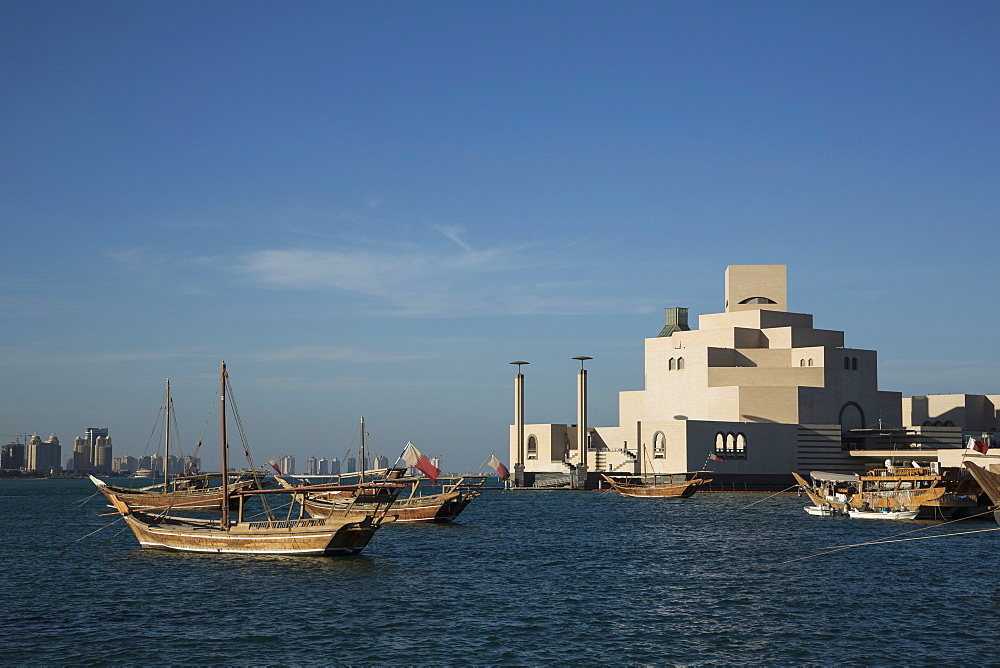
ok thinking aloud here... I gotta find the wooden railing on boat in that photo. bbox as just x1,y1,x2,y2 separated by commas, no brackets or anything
247,518,331,530
863,467,934,477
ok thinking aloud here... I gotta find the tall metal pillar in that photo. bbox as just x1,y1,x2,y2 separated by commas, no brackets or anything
510,361,528,487
573,356,592,489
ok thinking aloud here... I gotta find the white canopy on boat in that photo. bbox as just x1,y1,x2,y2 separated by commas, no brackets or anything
809,471,859,483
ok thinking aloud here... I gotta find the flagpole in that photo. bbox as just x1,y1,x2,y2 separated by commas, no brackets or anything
476,451,495,474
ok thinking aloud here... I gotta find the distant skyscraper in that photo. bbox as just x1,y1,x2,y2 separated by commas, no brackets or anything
85,427,111,472
430,455,442,473
150,454,164,476
113,455,138,474
181,456,200,474
1,441,25,470
345,456,357,474
73,436,89,472
306,456,317,475
318,458,329,475
329,457,340,475
374,455,389,470
27,433,61,473
279,454,295,475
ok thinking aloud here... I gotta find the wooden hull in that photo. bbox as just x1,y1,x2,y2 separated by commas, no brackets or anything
792,472,852,514
120,511,378,556
305,489,481,523
601,473,711,498
963,461,1000,523
91,475,259,512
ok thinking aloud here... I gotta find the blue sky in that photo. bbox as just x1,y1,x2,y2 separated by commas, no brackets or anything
2,1,997,473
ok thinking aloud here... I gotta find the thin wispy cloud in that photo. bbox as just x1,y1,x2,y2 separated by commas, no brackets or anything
100,229,657,317
234,227,650,317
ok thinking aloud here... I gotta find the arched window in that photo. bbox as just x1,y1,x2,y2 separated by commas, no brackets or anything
735,433,747,457
738,297,777,304
715,433,725,454
800,359,805,367
677,357,685,370
808,359,813,367
844,357,851,370
944,420,954,427
653,432,666,459
725,433,736,452
668,358,676,371
922,421,932,426
851,357,858,370
527,435,538,460
933,421,942,427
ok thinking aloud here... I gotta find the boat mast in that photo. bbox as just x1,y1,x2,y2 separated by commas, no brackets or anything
164,378,171,490
359,416,365,485
220,362,229,529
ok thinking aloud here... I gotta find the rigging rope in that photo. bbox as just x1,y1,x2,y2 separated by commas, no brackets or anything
225,375,275,521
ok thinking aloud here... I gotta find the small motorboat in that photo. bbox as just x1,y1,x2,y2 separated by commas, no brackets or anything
804,505,844,517
847,508,919,520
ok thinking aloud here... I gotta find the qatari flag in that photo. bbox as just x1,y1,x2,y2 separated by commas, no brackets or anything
487,454,509,480
401,442,440,482
267,458,282,474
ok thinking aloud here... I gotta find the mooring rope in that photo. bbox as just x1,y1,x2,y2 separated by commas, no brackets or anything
71,491,102,508
733,485,798,511
57,515,125,551
756,507,999,556
760,525,1000,568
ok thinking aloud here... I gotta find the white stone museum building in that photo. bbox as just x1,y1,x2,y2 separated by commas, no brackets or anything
509,265,998,489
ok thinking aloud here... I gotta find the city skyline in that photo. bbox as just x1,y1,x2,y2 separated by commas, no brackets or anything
3,2,997,472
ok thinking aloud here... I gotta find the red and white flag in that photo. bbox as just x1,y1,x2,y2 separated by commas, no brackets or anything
486,454,509,480
973,440,990,454
401,442,440,482
267,458,282,474
709,453,724,463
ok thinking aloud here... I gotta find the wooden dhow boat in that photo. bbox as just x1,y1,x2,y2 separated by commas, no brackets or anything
600,471,712,498
600,444,713,498
94,363,402,556
278,419,487,523
292,473,488,523
963,461,1000,523
90,472,264,512
793,462,987,520
95,478,403,555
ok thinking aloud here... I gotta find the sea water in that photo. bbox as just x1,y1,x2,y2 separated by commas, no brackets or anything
1,478,997,665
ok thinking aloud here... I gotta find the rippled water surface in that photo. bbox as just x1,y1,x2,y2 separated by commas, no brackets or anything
2,479,997,665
